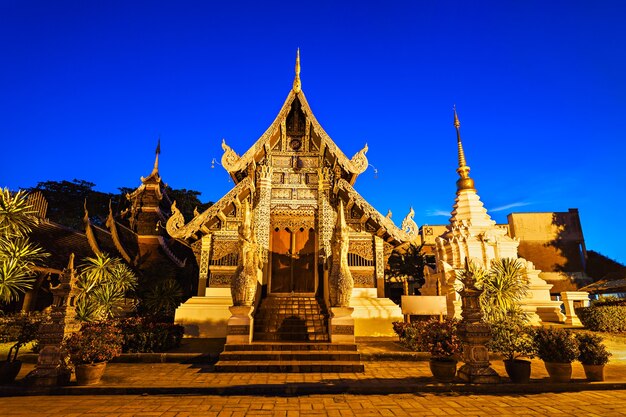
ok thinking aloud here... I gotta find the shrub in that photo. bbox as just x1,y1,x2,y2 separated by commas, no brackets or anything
62,321,122,365
576,332,611,365
117,317,184,353
0,311,47,362
488,313,537,360
576,305,626,333
534,328,579,363
591,296,626,307
392,321,411,339
421,318,461,360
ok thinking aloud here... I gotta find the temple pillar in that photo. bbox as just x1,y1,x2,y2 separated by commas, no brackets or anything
255,164,272,271
198,235,211,296
318,166,335,308
374,236,385,298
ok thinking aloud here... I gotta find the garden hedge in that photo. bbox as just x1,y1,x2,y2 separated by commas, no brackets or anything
576,305,626,333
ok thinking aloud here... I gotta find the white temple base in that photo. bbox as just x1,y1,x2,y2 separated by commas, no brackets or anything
524,266,566,323
330,307,355,343
174,289,233,338
349,288,403,336
226,305,254,344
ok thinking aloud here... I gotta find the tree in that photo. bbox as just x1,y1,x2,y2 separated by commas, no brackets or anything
29,179,121,229
0,189,48,304
75,253,138,321
386,242,427,295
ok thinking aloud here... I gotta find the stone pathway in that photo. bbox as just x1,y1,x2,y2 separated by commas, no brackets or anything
2,391,626,416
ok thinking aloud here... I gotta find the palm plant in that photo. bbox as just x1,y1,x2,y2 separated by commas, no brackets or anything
0,188,48,303
456,257,529,323
141,279,184,320
76,253,138,321
0,189,38,238
481,258,528,322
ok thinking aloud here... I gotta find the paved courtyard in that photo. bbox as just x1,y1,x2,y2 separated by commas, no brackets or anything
2,391,626,417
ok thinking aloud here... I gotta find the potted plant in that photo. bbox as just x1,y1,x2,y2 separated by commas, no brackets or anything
576,332,611,381
62,321,122,385
534,327,579,382
488,314,537,383
0,312,45,384
421,318,461,382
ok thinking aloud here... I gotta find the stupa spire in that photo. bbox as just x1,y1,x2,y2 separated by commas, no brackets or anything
453,106,475,192
152,137,161,174
292,48,302,93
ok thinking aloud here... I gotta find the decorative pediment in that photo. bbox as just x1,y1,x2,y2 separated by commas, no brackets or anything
166,176,254,240
218,91,369,183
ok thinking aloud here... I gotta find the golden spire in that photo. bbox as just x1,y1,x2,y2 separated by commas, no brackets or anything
152,137,161,174
453,106,475,191
292,48,301,93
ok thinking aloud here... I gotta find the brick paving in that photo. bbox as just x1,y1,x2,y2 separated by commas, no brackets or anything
2,391,626,416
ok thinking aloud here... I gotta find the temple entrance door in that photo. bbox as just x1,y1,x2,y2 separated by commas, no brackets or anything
270,227,316,294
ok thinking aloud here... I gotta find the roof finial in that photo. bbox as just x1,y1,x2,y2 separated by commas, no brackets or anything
453,106,475,191
293,48,301,93
454,105,466,168
152,137,161,174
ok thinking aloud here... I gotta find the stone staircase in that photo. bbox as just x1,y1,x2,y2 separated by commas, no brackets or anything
214,342,364,372
253,295,330,342
214,295,364,372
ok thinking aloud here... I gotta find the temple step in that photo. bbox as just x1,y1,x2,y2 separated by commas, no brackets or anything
214,360,364,373
215,343,364,373
252,295,330,342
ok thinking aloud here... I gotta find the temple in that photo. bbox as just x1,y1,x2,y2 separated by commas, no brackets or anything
168,50,404,340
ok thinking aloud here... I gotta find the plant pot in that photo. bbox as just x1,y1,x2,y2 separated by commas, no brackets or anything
544,361,572,383
0,360,22,384
429,358,457,382
582,364,605,382
75,362,107,386
504,359,531,383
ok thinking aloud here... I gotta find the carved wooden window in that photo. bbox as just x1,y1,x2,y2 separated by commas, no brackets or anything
348,253,375,267
209,253,239,267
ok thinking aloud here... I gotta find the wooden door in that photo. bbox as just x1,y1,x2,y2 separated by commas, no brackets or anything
270,227,316,293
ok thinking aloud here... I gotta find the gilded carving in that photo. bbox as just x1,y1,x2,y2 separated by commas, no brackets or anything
401,207,419,238
272,172,284,184
255,163,272,264
349,143,369,174
221,139,242,172
271,216,315,231
271,189,292,199
374,236,385,285
352,270,375,287
329,200,353,307
297,189,317,200
348,240,374,261
209,273,232,287
166,177,253,239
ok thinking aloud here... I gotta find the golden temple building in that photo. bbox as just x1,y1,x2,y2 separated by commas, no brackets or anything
167,50,405,341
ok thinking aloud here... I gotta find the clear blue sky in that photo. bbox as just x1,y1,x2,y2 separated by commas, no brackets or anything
1,1,625,264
